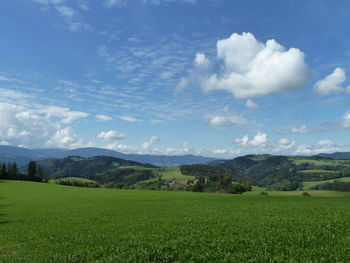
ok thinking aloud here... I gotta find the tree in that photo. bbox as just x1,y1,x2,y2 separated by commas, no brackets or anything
7,162,18,180
0,163,7,179
37,164,45,180
220,176,232,189
27,161,37,181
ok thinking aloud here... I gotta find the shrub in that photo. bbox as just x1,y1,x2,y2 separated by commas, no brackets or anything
302,192,311,196
260,191,268,195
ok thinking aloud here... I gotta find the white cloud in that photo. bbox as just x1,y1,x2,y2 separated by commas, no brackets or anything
119,115,140,122
274,125,321,134
245,99,259,109
58,79,79,87
212,149,230,154
150,119,163,124
43,106,89,124
293,143,347,155
141,136,160,150
0,76,12,82
143,0,196,5
249,132,268,147
47,127,84,149
0,102,83,148
235,135,249,147
66,21,91,32
290,125,315,134
55,5,75,18
194,52,210,68
32,0,65,4
104,0,125,7
314,67,346,95
98,130,125,140
318,140,332,146
174,77,189,94
0,88,33,100
276,138,295,150
198,32,310,98
32,0,91,32
208,115,247,127
105,142,136,153
96,114,112,121
105,0,196,7
340,111,350,129
78,2,90,11
235,132,268,148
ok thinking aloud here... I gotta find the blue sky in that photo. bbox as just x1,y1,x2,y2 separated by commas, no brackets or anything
0,0,350,157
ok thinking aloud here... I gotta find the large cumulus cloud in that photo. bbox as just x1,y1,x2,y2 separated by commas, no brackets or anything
198,32,311,98
0,102,84,148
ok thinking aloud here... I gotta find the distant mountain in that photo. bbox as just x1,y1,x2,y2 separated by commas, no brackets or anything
315,152,350,160
0,145,219,167
0,145,46,166
39,156,156,184
58,147,128,159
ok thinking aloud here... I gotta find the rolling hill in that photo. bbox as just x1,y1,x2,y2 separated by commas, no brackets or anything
315,152,350,160
205,154,350,189
39,156,157,184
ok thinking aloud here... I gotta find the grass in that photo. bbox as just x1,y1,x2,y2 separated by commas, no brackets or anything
48,177,99,184
298,169,338,174
123,166,195,182
245,189,350,197
291,157,350,166
2,181,350,262
154,167,194,181
303,176,350,190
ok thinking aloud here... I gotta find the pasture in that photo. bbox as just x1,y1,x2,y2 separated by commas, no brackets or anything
303,176,350,190
1,181,350,262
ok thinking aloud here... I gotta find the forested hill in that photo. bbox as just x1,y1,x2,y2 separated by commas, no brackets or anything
181,154,350,190
315,152,350,160
39,156,157,185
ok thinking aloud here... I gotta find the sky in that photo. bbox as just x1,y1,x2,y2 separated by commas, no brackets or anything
1,0,350,158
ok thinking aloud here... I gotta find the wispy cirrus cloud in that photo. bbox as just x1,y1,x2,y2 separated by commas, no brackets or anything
31,0,91,32
119,115,141,122
98,130,125,140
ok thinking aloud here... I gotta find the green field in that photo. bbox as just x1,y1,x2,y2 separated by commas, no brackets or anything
303,176,350,190
155,167,194,180
291,157,350,166
1,181,350,262
121,166,195,182
48,177,99,184
298,169,338,174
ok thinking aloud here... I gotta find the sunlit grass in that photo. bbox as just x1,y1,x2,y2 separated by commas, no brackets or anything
1,181,350,262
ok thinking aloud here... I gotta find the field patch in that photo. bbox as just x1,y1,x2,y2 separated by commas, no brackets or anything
303,177,350,190
1,181,350,262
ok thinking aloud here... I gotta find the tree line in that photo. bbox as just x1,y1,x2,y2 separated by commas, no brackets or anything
0,161,45,182
180,164,252,194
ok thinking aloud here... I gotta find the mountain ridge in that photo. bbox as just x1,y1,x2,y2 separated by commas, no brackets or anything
0,145,219,167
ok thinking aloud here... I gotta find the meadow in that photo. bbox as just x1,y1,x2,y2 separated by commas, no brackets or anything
1,181,350,262
120,166,195,181
303,176,350,190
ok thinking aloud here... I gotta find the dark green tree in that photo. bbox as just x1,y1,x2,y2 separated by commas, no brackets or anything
0,163,7,179
220,176,232,189
37,164,45,180
27,161,37,181
7,162,18,180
